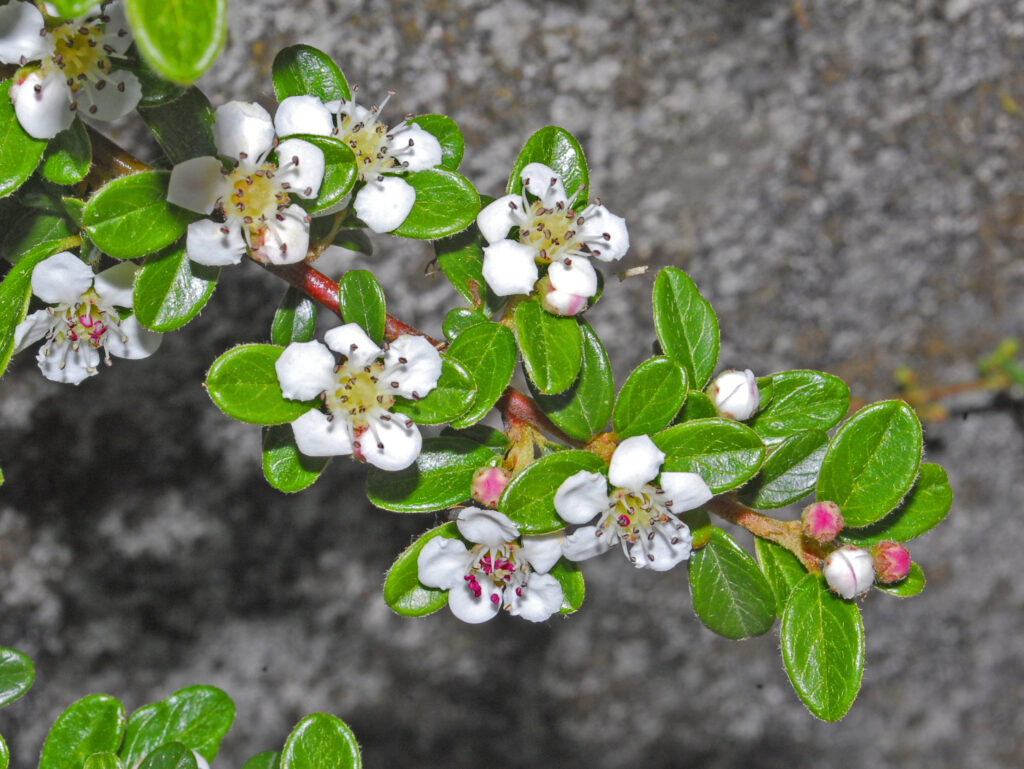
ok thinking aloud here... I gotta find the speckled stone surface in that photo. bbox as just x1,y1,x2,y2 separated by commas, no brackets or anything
2,1,1024,767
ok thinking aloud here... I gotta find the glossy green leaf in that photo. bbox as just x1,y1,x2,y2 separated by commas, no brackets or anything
40,694,126,769
82,754,124,769
337,270,385,344
816,400,922,527
500,450,605,534
677,390,717,421
409,115,463,171
0,733,6,769
876,562,925,598
442,307,487,341
613,356,688,438
366,437,498,512
434,227,503,315
272,46,350,102
137,87,217,164
280,713,361,769
0,207,73,265
137,744,196,769
83,172,192,259
515,298,583,395
842,463,953,545
133,246,218,332
749,370,850,444
0,242,69,379
241,753,281,769
683,508,713,549
331,229,372,256
383,523,460,617
0,648,33,708
739,430,828,509
688,528,776,639
206,344,317,425
41,121,91,185
0,79,46,198
445,322,516,428
652,267,719,389
528,320,613,441
508,126,588,207
120,686,234,765
271,287,317,346
281,135,357,216
551,561,585,614
439,424,508,454
126,0,227,84
754,538,808,616
654,419,765,492
262,425,329,493
390,168,480,239
392,355,475,425
781,574,864,721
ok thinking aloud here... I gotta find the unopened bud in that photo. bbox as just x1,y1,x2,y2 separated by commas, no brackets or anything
801,501,844,544
538,275,589,317
471,466,511,508
871,540,911,583
823,545,875,600
707,369,760,420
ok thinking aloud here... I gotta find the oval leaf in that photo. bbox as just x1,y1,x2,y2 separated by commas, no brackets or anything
445,322,516,428
280,713,361,769
271,287,317,346
138,743,196,769
390,168,480,239
262,424,329,493
137,86,217,164
41,120,91,185
551,560,585,614
677,390,717,421
876,562,925,598
739,430,828,509
442,307,487,341
40,694,126,769
0,647,33,708
337,269,385,344
120,686,233,765
654,419,766,493
84,172,193,259
508,126,588,207
754,537,808,616
127,0,227,84
500,450,606,534
409,114,464,171
515,298,583,395
392,355,475,425
652,267,719,389
206,344,316,425
273,46,351,102
282,134,357,215
749,370,850,444
842,463,953,545
1,208,74,264
613,356,688,438
0,79,46,198
383,523,460,617
134,246,219,332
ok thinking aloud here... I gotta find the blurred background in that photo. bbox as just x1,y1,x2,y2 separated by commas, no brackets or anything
2,0,1023,766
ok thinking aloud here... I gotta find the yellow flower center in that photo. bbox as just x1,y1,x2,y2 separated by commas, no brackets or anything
47,22,109,90
520,200,580,263
338,113,395,181
324,361,395,430
222,162,292,244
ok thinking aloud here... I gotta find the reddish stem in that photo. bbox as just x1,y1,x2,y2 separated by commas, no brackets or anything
706,495,823,573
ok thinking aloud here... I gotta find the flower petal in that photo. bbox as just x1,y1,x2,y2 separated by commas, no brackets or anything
383,334,442,400
416,536,470,590
578,205,629,262
389,124,442,172
31,252,92,304
275,340,336,400
553,470,608,524
323,323,382,368
274,95,334,138
99,4,133,54
561,526,612,562
360,416,422,471
275,138,324,200
520,162,567,207
0,1,49,63
633,522,692,572
508,572,563,622
659,472,713,512
481,240,538,296
353,176,416,233
258,204,310,265
92,261,137,307
476,194,520,243
185,219,246,266
36,342,100,385
213,101,275,162
456,507,519,547
548,256,597,297
73,69,141,122
104,315,162,360
608,434,665,491
447,580,501,623
167,156,227,214
12,69,73,139
290,408,354,457
13,310,51,353
520,533,563,574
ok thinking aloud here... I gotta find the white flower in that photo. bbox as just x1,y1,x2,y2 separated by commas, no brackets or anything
274,323,442,471
416,507,565,623
475,162,629,308
553,435,712,571
12,251,161,384
0,1,140,139
166,101,326,267
823,545,875,600
272,91,443,233
708,369,760,420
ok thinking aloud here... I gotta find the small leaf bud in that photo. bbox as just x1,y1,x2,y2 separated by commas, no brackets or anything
707,369,760,420
801,501,845,544
871,540,911,583
823,545,875,599
471,466,512,508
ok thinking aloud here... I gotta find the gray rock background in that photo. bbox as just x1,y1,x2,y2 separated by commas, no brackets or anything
3,0,1024,766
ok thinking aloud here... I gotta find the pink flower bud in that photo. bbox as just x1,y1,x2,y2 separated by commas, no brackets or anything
871,540,911,583
538,276,589,317
707,369,760,420
822,545,875,600
471,467,511,508
801,501,845,543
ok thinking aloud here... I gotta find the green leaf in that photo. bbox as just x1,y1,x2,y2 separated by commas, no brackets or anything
383,523,460,617
442,307,487,340
688,528,776,639
500,450,605,534
392,355,476,425
206,344,317,425
613,356,688,438
528,320,613,441
83,172,193,259
434,227,503,315
816,400,922,527
337,270,385,344
0,733,6,769
262,425,329,493
272,46,351,103
331,229,371,256
133,246,218,332
749,370,850,444
82,754,124,769
0,242,69,380
280,713,361,769
0,79,46,198
51,1,100,17
120,686,234,765
677,391,717,421
652,267,719,389
654,419,766,493
515,298,583,395
281,135,357,216
781,574,864,721
366,437,498,512
389,168,480,239
271,287,317,346
0,205,73,265
40,694,126,769
445,322,516,428
41,121,91,185
842,464,953,545
126,0,227,84
551,561,585,614
0,648,33,709
876,562,925,598
409,115,464,171
508,126,588,207
683,508,713,549
739,430,828,509
137,744,196,769
440,425,508,454
754,538,808,616
137,87,217,164
241,753,281,769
